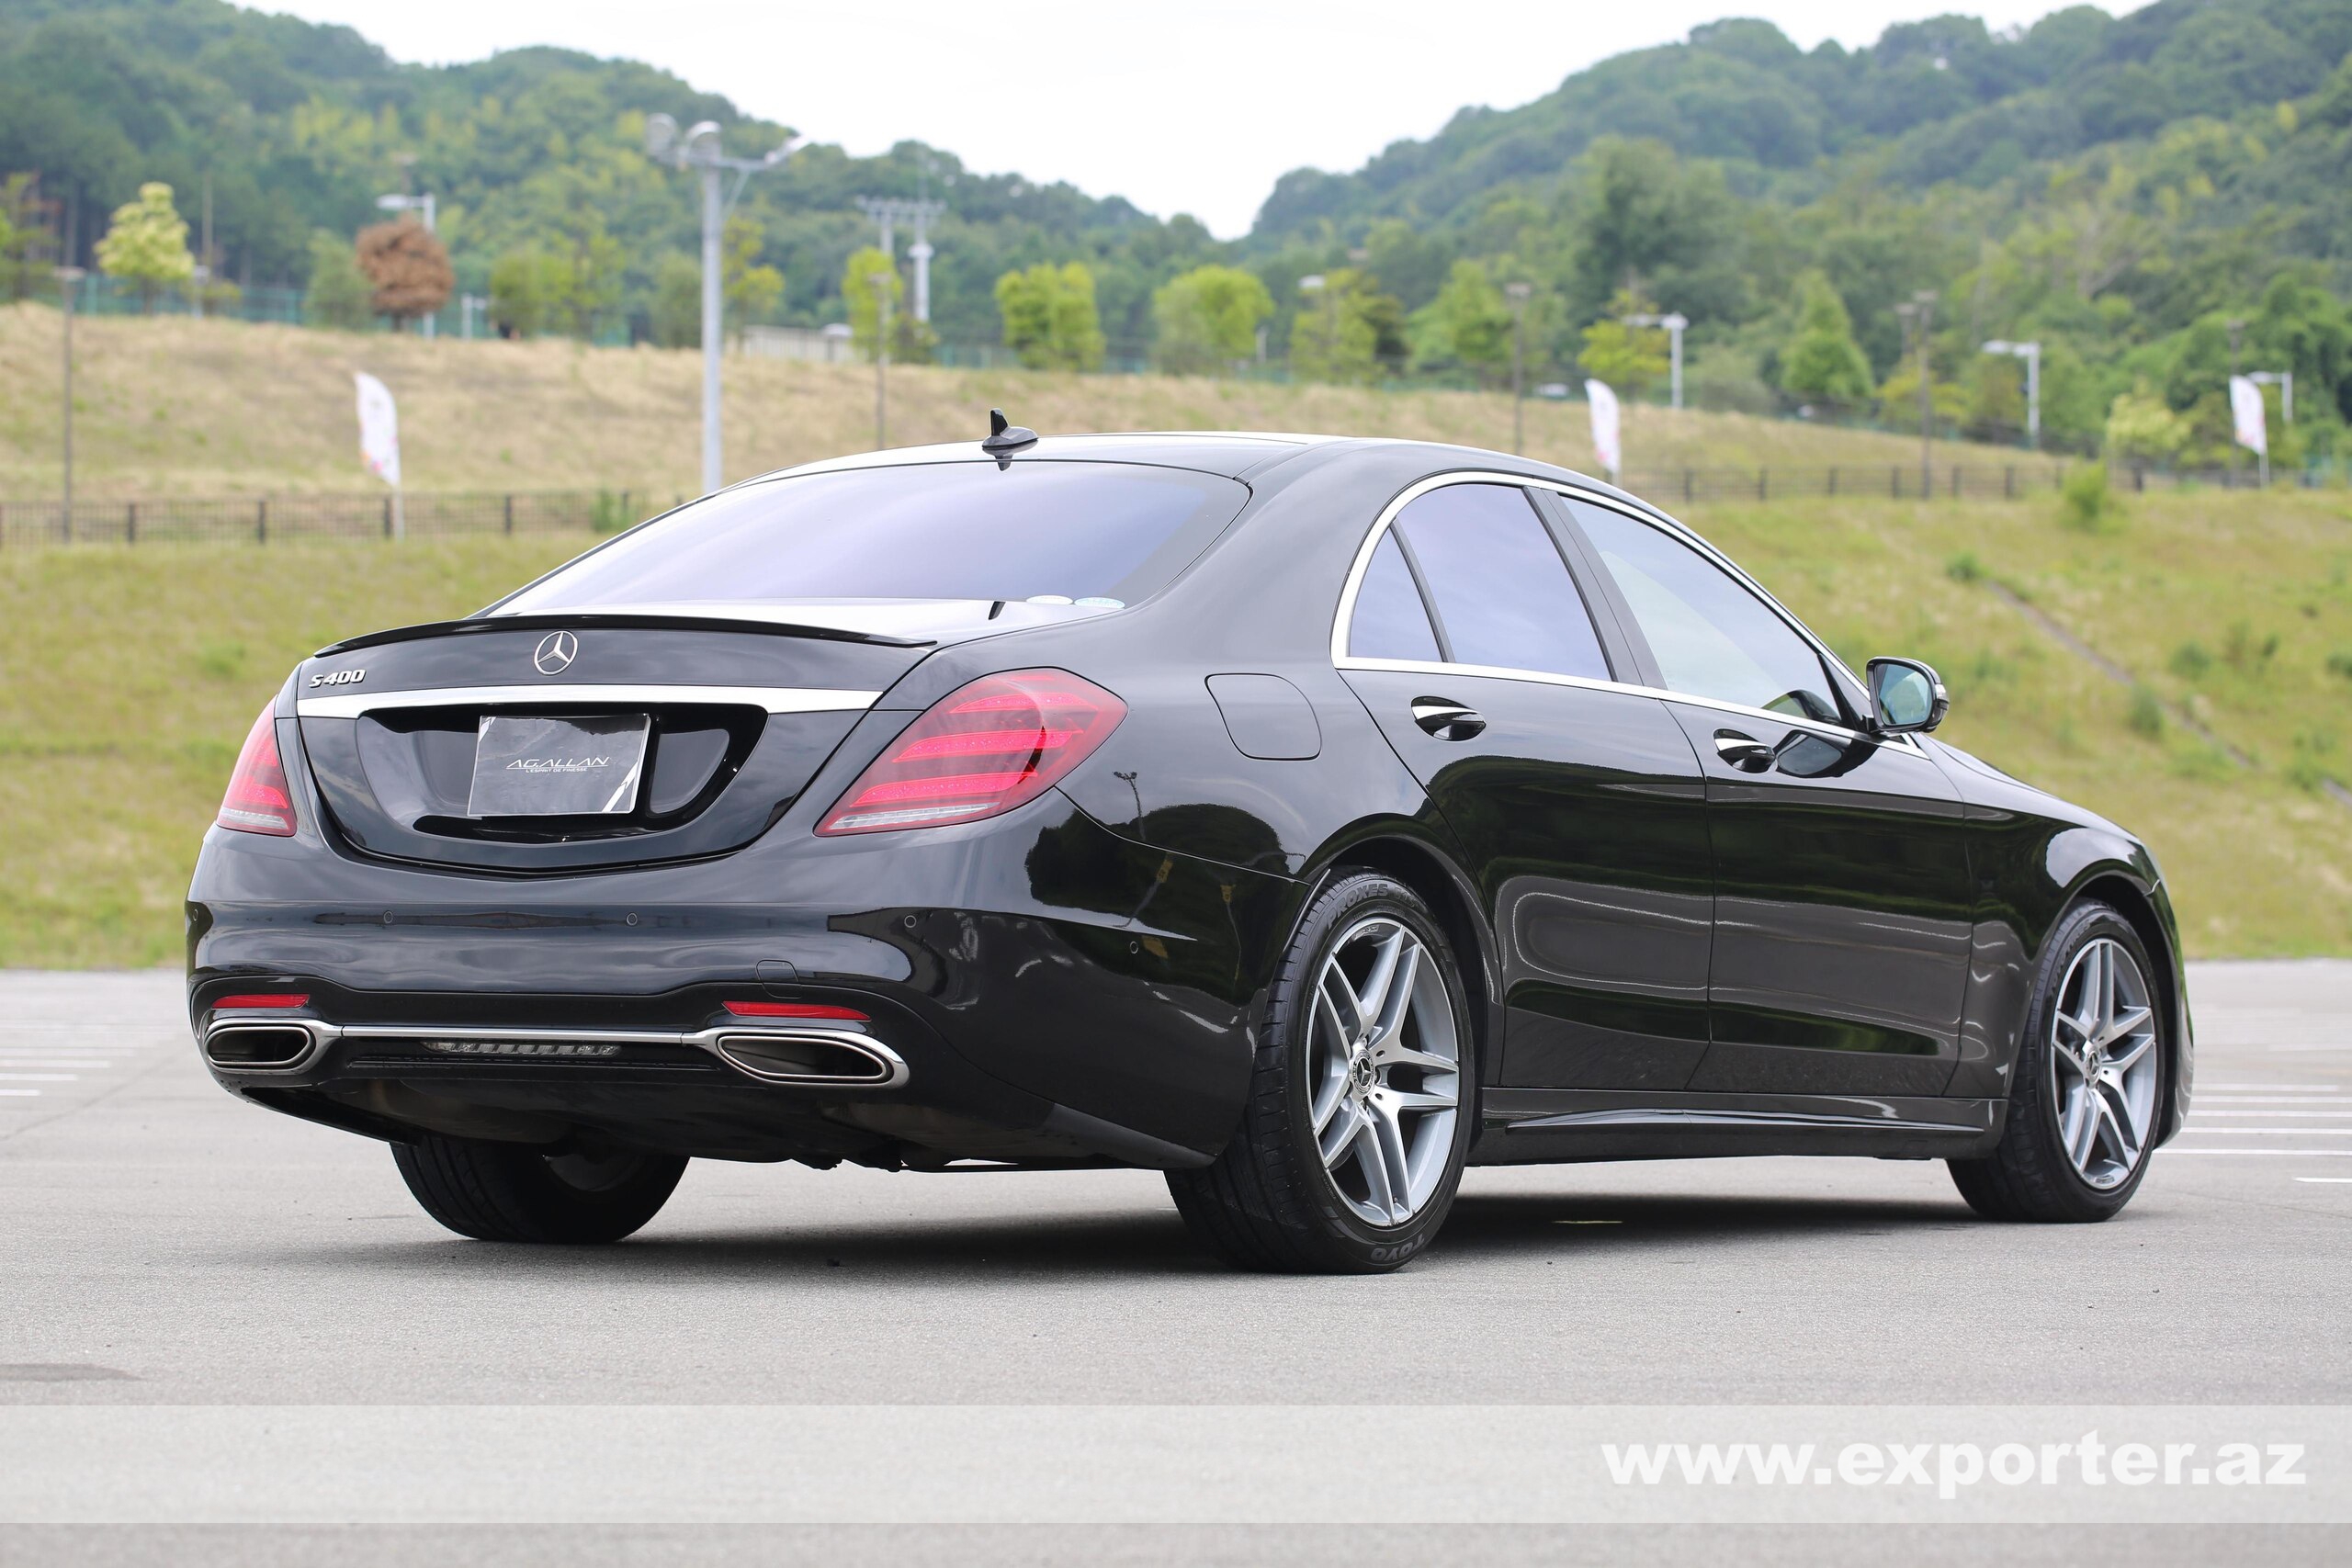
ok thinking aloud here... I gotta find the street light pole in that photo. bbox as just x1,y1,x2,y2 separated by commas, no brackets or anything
1897,292,1937,498
872,271,894,450
1624,311,1689,410
1506,281,1532,455
56,265,84,541
647,115,802,496
1981,339,2041,449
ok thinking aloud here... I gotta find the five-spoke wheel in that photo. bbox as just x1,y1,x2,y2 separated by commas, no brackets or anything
1308,917,1463,1227
1168,872,1477,1272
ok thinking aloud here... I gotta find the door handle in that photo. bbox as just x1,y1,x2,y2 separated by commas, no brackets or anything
1411,698,1486,740
1713,729,1777,773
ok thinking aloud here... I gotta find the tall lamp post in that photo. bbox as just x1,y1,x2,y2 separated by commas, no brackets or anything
1506,281,1532,455
1623,310,1688,410
871,270,894,450
373,190,437,338
1896,290,1937,499
854,197,946,324
56,265,84,541
646,114,802,496
1981,339,2041,450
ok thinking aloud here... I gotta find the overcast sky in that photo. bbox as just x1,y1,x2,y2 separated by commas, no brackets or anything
266,1,2109,236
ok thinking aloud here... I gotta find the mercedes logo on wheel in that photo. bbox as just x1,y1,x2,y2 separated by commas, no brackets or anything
532,630,579,675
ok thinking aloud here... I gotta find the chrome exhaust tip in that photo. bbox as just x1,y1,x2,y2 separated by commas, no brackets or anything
202,1021,322,1071
713,1029,908,1087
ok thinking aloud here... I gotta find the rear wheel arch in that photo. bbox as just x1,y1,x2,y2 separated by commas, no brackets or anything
1311,831,1498,1086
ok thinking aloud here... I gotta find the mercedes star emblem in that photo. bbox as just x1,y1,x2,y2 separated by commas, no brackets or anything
532,630,579,674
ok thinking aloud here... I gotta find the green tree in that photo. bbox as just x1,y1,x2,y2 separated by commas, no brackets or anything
488,247,568,338
0,175,54,300
1408,259,1513,380
1289,267,1394,385
996,261,1105,371
2104,386,2191,465
304,230,373,330
650,253,700,348
95,181,194,311
1151,264,1273,375
842,246,901,362
1578,288,1670,398
722,215,783,344
1779,269,1872,406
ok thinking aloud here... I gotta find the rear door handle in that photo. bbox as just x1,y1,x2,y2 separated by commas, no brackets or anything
1411,698,1486,740
1713,729,1777,773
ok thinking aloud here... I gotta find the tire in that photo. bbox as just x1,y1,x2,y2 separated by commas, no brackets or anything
391,1134,687,1244
1950,900,2167,1223
1167,871,1478,1274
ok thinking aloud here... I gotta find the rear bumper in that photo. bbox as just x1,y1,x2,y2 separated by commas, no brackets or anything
187,794,1296,1168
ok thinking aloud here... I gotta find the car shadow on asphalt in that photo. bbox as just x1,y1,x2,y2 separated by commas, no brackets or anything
221,1186,1976,1281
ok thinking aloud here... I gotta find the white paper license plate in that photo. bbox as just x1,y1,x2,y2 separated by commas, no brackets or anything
466,715,650,817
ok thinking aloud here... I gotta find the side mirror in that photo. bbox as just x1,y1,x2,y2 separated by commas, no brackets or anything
1866,657,1949,735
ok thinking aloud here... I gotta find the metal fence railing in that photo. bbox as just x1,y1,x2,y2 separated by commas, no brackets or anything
1,464,2337,550
0,491,673,549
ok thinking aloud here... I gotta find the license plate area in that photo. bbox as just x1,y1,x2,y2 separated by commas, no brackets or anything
466,714,650,818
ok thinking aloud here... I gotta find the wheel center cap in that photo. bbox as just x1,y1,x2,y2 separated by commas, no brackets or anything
1350,1052,1375,1092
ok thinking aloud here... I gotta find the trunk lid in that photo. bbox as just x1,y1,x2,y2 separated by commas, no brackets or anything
292,613,941,874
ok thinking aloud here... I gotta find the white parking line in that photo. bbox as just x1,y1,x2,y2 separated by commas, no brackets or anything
0,1061,109,1069
0,1074,77,1082
2196,1095,2352,1104
0,1089,40,1098
2173,1126,2352,1134
2198,1083,2339,1091
2190,1110,2352,1118
2165,1148,2352,1156
2295,1177,2352,1183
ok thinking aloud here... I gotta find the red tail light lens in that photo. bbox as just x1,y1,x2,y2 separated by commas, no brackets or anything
723,1000,870,1021
213,994,311,1010
816,669,1125,836
217,705,297,837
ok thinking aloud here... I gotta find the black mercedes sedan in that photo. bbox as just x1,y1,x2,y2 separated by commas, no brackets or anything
188,424,2191,1272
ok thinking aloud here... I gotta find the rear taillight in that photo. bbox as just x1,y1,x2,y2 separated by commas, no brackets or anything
217,705,297,836
213,994,311,1010
816,669,1125,836
723,1000,870,1021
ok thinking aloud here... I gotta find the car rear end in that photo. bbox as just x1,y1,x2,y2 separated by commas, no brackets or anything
187,447,1284,1171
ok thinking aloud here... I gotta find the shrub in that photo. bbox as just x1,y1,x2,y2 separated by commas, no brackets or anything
2328,649,2352,680
2060,462,2120,532
589,491,633,535
2286,730,2339,794
2168,641,2213,679
2126,685,2165,739
1944,551,1983,583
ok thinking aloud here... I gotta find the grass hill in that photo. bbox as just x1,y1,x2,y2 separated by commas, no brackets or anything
0,470,2344,964
0,308,2025,500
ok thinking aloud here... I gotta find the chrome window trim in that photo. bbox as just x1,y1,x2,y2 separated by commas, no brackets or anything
295,684,883,720
1330,471,1917,753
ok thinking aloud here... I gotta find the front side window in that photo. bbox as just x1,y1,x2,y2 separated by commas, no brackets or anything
1378,483,1611,681
1568,501,1841,723
497,462,1249,614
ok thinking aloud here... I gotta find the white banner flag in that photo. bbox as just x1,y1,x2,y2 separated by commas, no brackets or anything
354,372,401,488
1585,378,1622,479
2229,375,2267,457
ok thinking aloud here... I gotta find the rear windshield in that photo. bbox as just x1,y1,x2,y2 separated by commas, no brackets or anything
496,461,1249,614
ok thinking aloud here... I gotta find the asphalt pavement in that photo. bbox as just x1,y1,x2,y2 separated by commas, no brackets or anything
2,962,2346,1564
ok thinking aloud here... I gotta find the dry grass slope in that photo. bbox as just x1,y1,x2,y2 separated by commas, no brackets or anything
0,306,2023,499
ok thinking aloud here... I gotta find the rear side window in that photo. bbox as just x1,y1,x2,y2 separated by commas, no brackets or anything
1388,484,1610,681
497,462,1249,613
1347,532,1442,662
1569,501,1841,722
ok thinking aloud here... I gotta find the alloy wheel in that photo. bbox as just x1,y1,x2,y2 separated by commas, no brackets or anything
1307,916,1462,1226
2048,936,2160,1191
